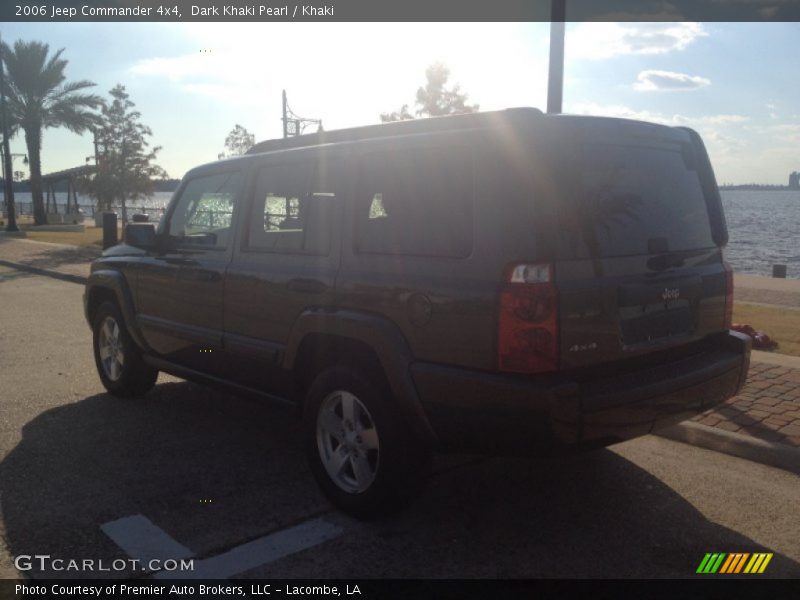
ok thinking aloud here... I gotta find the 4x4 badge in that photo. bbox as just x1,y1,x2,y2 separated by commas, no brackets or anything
569,342,598,353
662,288,680,301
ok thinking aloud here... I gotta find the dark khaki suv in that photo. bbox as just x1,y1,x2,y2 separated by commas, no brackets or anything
84,108,751,517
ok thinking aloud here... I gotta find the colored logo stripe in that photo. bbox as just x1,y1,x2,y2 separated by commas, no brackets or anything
744,553,773,574
697,552,773,574
697,553,726,574
720,553,749,573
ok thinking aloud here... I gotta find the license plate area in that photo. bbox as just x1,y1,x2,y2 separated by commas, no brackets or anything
619,303,694,345
618,276,701,346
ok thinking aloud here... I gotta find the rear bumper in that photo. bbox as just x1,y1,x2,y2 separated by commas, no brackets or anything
412,331,751,454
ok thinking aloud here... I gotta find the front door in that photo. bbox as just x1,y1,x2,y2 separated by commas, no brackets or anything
135,168,244,374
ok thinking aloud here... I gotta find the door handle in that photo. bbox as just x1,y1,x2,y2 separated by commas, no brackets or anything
163,257,196,266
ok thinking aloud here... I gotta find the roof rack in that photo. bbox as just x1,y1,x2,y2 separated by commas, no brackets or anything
246,107,544,156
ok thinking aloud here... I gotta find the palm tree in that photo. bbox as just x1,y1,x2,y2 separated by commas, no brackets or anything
1,40,101,225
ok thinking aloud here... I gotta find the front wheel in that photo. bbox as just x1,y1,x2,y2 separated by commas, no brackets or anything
92,301,158,397
303,366,431,518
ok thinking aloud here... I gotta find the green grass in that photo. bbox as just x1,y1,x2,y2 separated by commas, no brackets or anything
23,226,106,247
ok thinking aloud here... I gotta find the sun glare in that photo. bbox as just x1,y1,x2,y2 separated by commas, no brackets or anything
134,22,550,138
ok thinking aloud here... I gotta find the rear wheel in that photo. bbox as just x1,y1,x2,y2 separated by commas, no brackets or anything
92,301,158,397
304,366,431,518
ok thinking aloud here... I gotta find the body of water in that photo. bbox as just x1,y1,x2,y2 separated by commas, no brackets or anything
3,191,175,220
3,189,798,278
720,190,800,279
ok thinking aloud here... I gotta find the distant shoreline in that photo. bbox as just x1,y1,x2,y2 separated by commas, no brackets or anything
0,178,181,193
720,185,799,192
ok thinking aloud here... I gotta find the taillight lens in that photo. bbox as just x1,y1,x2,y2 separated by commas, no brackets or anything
723,260,733,329
498,263,559,374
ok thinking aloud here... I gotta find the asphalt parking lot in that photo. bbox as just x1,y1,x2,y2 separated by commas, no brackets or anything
1,268,798,579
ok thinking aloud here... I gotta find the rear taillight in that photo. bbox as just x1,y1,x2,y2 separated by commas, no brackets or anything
723,260,734,330
497,263,559,374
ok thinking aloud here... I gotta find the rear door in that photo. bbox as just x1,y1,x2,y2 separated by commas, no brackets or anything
545,125,729,370
223,154,343,392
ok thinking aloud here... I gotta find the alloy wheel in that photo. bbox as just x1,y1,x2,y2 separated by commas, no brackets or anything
98,316,125,382
316,390,380,494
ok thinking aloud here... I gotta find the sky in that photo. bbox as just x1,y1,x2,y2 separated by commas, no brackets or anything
1,21,799,185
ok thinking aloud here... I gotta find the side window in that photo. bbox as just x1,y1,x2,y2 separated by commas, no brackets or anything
246,160,337,255
169,171,242,248
356,147,473,258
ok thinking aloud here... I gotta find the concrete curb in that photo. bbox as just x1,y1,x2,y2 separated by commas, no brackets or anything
0,259,88,285
655,422,800,475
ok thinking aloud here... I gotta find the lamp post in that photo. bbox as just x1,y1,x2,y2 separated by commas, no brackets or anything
0,149,28,208
0,31,20,232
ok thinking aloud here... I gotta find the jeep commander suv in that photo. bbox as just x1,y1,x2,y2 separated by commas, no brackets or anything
84,108,751,517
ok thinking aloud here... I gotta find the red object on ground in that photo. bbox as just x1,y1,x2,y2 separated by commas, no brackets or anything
731,323,779,350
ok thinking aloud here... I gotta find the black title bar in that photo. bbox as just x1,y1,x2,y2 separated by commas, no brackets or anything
3,578,800,600
3,0,800,22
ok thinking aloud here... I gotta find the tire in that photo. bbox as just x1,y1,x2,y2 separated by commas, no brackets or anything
303,365,431,519
92,301,158,397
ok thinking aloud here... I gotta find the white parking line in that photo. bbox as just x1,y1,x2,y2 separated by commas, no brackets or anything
101,515,195,564
156,517,343,579
102,514,343,579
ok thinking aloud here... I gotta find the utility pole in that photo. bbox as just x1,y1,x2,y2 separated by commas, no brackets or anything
547,0,566,115
0,32,19,232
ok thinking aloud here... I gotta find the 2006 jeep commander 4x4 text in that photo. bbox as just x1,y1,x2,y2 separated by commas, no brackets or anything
84,108,751,517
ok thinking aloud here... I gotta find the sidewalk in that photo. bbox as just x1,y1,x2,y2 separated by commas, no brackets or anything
1,236,799,471
664,274,800,472
0,236,96,282
735,273,800,308
659,350,800,473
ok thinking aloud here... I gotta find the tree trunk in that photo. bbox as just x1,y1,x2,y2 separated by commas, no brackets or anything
24,126,46,225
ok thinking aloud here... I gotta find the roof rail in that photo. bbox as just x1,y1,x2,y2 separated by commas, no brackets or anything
246,107,543,155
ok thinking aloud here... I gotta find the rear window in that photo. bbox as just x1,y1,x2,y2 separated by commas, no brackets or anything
355,147,473,258
555,143,715,259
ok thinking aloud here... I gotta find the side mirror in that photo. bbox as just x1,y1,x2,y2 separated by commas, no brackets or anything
124,223,157,249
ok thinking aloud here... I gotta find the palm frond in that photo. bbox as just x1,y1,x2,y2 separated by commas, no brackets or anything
8,41,62,99
43,104,102,133
50,79,99,102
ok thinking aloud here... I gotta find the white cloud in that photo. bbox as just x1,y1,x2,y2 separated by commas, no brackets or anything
747,123,800,144
568,22,707,60
633,70,711,91
702,114,750,124
567,103,748,127
704,130,744,154
568,102,670,124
